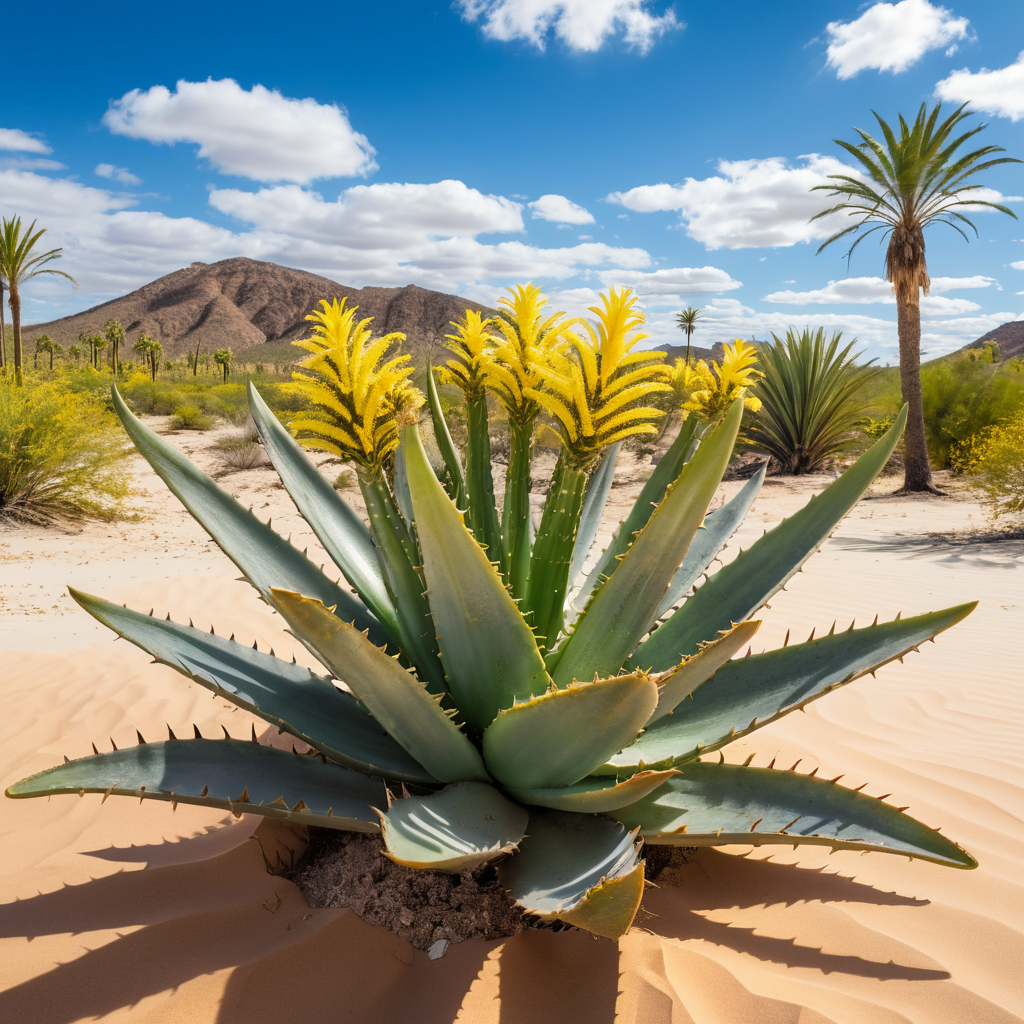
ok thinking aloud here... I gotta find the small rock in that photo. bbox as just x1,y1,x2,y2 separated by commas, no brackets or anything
427,938,449,960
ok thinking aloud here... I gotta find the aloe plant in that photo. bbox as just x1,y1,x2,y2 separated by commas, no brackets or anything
7,290,977,943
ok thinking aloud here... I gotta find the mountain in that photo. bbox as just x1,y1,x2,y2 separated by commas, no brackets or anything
24,257,494,364
961,320,1024,361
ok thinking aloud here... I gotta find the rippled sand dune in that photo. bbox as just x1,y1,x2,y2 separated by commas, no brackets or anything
1,425,1020,1023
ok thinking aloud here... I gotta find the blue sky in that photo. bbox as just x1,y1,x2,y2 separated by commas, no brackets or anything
3,0,1023,359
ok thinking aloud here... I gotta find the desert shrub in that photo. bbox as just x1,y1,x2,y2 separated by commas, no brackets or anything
169,404,214,430
955,410,1024,525
746,328,881,473
218,440,269,473
0,380,130,524
921,356,1024,468
121,376,188,415
333,466,357,490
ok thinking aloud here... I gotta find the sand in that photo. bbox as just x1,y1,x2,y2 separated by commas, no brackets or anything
0,419,1021,1023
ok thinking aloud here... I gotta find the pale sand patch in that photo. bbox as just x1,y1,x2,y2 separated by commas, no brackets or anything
0,421,1021,1023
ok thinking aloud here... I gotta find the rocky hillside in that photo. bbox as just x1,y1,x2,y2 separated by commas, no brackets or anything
24,258,494,364
962,320,1024,361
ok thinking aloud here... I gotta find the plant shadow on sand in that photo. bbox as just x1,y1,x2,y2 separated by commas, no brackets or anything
831,529,1024,569
0,827,948,1024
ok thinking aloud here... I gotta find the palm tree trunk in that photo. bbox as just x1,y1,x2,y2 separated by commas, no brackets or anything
896,293,936,492
10,282,23,386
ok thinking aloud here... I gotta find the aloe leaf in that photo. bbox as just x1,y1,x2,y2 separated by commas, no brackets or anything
603,604,975,774
426,362,467,508
507,769,678,812
359,471,447,694
633,407,908,670
271,590,488,783
110,387,386,646
612,761,977,868
522,460,589,650
482,673,658,789
648,619,761,725
653,463,767,624
465,394,503,565
378,781,528,871
70,589,434,783
6,738,387,833
567,441,620,591
246,383,397,637
392,432,415,527
553,400,743,687
404,423,551,730
577,415,700,606
499,809,644,939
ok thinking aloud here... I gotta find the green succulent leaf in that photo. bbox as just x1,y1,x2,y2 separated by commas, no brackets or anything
553,399,743,687
568,441,620,591
110,386,386,646
271,589,489,783
653,463,767,624
507,769,679,812
604,604,975,774
464,393,503,565
522,460,589,649
377,781,528,871
576,415,700,607
70,588,434,783
499,809,644,939
6,738,387,833
482,673,658,789
404,423,551,730
425,362,467,508
247,382,397,637
648,619,761,725
612,761,977,868
633,406,908,669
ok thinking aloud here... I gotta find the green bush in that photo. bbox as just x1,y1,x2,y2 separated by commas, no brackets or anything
169,404,215,430
921,356,1024,468
0,380,131,524
955,409,1024,525
121,375,187,415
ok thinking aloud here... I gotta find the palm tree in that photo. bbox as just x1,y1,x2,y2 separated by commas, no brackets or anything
0,273,7,371
213,347,232,382
0,217,77,386
674,306,702,365
811,102,1020,492
104,320,125,377
133,334,162,380
92,334,107,370
36,334,63,371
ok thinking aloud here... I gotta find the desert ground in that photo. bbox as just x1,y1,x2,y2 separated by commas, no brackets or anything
0,420,1021,1023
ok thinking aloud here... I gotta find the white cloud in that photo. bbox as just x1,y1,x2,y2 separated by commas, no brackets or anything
0,168,654,316
608,155,856,249
528,193,594,224
103,79,376,184
1012,261,1024,270
456,0,681,53
824,0,969,80
596,265,742,302
0,128,51,154
95,163,142,186
936,51,1024,121
764,275,984,313
0,157,64,171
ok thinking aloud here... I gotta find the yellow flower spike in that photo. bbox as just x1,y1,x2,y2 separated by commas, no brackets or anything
486,283,576,425
525,287,672,470
680,338,763,421
288,297,422,471
439,310,496,401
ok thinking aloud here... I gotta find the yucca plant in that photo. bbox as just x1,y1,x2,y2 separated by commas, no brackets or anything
746,327,882,474
7,287,977,942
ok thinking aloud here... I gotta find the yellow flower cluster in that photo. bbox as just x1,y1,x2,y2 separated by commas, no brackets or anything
526,288,671,469
438,310,494,402
672,339,763,421
485,284,576,425
289,298,421,471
